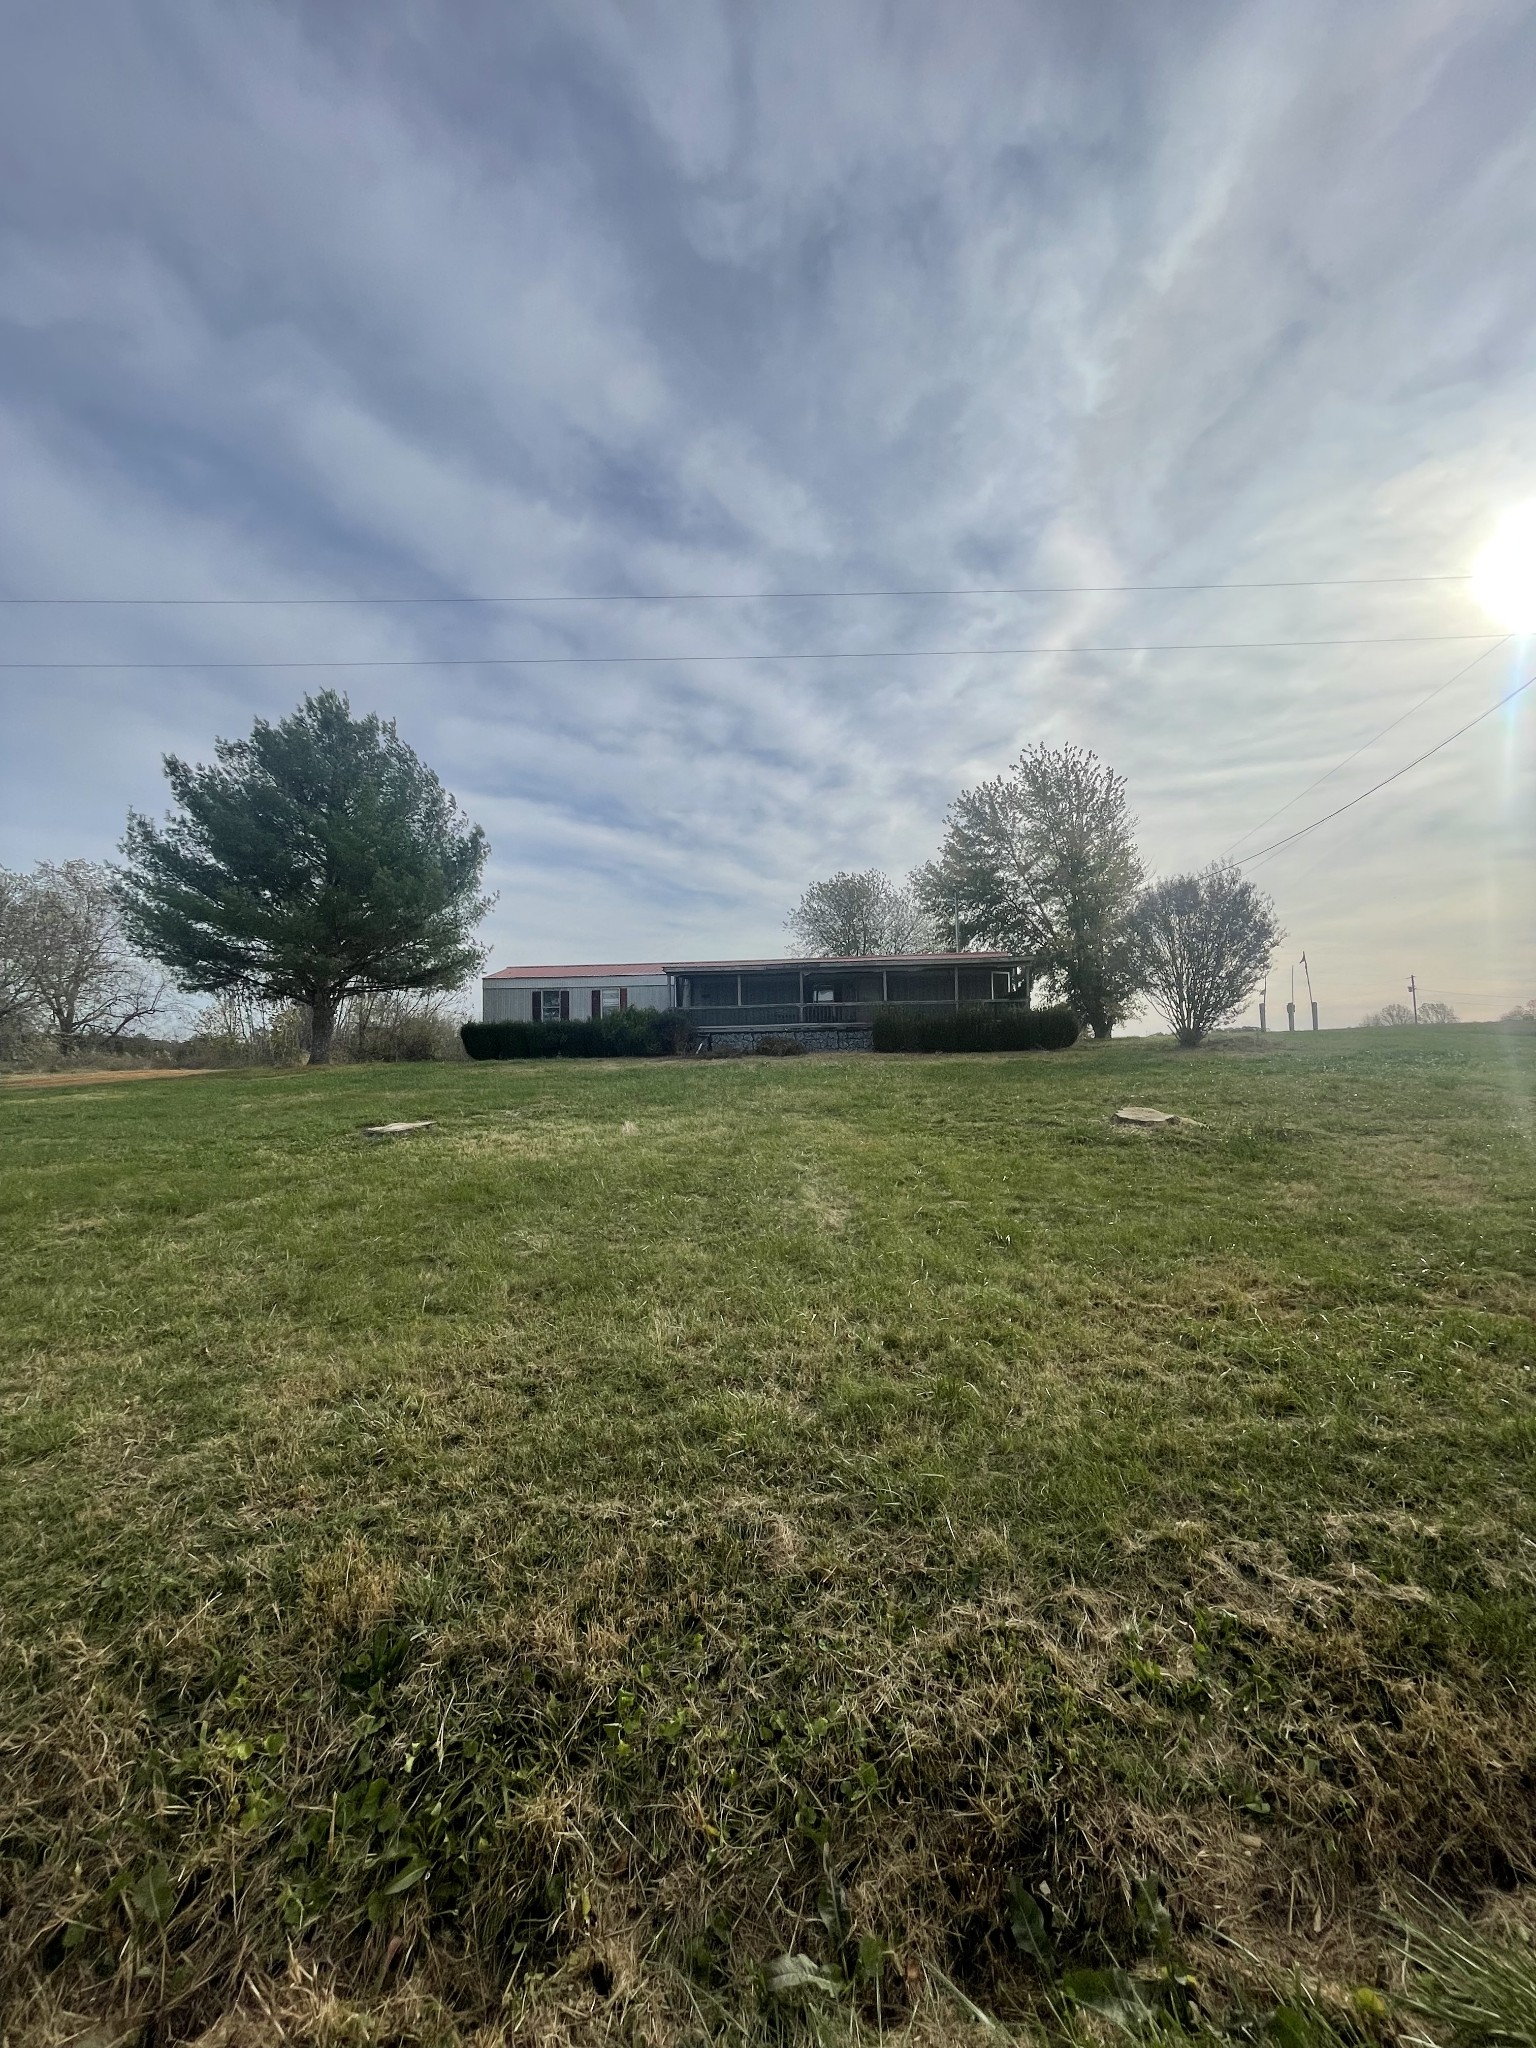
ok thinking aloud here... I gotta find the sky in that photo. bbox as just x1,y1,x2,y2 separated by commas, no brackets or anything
1,0,1533,1027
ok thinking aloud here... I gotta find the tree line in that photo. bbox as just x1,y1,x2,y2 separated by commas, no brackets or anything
14,692,1507,1067
1362,1000,1459,1027
786,744,1282,1045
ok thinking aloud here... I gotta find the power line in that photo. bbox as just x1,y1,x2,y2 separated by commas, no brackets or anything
0,631,1502,672
0,573,1474,607
1222,637,1512,856
1238,669,1535,867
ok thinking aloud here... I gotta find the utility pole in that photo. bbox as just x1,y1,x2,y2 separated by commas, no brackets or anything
1408,973,1418,1024
1286,963,1296,1032
1259,976,1268,1033
1301,953,1318,1031
954,905,961,952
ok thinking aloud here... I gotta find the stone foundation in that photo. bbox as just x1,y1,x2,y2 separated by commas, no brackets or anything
696,1026,873,1055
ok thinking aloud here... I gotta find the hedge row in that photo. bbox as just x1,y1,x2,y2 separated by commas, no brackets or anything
462,1003,1080,1061
871,1002,1080,1053
460,1008,695,1061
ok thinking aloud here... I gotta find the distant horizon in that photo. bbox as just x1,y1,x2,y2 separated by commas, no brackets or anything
2,3,1532,1025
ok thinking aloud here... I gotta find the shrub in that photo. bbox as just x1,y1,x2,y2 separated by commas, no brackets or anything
183,991,467,1066
460,1008,696,1061
183,994,311,1066
752,1034,808,1056
338,991,467,1062
872,1003,1080,1054
0,1029,198,1075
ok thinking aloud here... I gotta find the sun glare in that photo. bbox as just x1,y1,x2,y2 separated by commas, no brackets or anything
1473,501,1536,631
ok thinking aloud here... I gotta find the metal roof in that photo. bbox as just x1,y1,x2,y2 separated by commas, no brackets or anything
665,952,1018,971
485,951,1021,981
484,963,670,980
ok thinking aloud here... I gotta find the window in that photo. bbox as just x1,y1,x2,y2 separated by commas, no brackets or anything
539,990,567,1023
601,988,621,1015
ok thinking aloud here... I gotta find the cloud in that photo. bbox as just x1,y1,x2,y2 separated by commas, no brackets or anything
0,0,1532,1021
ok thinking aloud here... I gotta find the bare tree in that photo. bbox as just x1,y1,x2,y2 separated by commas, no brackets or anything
912,744,1144,1037
1500,999,1536,1024
785,869,929,955
1362,1003,1416,1027
1132,862,1281,1048
1417,1001,1459,1025
0,867,41,1040
19,861,164,1052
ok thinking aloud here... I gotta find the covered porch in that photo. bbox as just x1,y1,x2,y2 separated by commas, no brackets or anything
666,953,1033,1039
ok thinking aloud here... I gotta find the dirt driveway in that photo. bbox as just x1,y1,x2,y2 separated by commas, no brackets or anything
0,1067,221,1090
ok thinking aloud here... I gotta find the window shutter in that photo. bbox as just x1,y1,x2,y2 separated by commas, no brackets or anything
560,990,570,1021
591,990,601,1018
529,990,541,1020
619,987,628,1011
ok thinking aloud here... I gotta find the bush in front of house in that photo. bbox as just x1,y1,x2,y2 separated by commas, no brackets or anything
872,1002,1080,1054
460,1007,696,1061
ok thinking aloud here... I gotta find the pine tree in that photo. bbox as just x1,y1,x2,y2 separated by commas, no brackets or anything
119,693,491,1064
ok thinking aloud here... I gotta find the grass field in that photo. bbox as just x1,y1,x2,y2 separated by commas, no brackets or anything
2,1029,1534,2046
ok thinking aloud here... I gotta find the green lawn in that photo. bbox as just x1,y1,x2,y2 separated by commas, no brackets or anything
2,1030,1534,2045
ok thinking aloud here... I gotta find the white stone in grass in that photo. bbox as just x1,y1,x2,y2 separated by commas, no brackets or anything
1114,1105,1180,1126
363,1120,436,1137
764,1954,841,1999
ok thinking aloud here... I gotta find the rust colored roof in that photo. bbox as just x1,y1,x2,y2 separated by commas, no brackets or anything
664,952,1015,971
485,951,1020,980
484,963,670,980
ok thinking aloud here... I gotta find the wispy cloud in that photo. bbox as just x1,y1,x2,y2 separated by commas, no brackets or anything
1,0,1532,1018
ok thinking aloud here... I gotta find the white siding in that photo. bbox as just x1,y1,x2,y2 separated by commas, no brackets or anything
482,976,671,1022
483,983,534,1022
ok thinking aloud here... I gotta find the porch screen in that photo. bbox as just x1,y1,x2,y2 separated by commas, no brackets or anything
835,970,885,1003
688,974,740,1007
885,968,953,1003
740,973,799,1005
